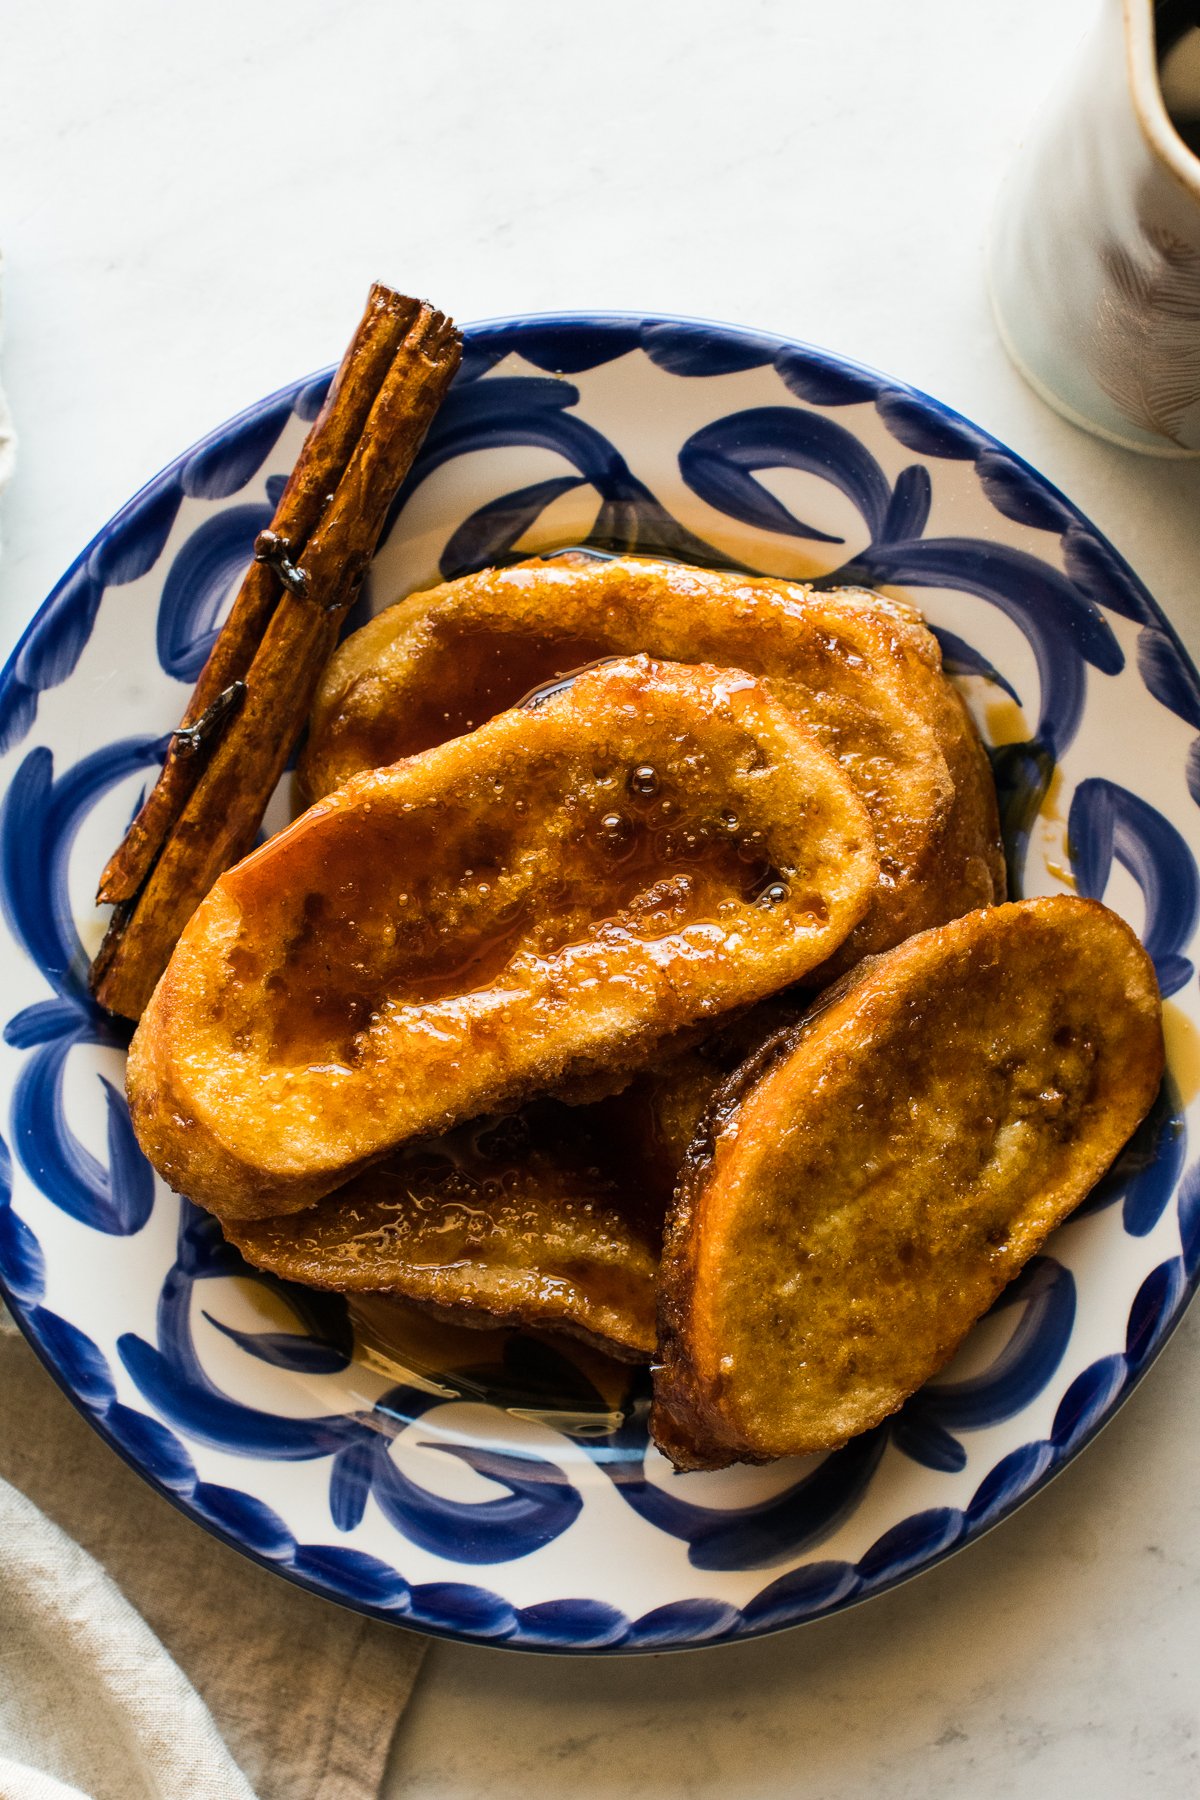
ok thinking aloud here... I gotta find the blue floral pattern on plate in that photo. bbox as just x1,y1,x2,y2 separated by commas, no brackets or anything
1,312,1197,1653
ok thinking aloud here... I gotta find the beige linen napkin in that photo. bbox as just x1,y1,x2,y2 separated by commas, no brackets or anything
0,1472,253,1800
0,1311,427,1800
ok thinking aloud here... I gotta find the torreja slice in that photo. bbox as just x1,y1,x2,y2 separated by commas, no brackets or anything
224,1096,670,1361
299,553,1005,968
224,1033,735,1361
224,1000,768,1359
652,896,1164,1472
223,1000,773,1353
127,656,877,1221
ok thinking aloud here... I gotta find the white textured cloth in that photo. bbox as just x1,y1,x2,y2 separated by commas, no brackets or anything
0,1474,253,1800
0,1312,427,1800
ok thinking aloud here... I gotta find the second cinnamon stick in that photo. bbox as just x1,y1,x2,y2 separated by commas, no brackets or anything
98,284,421,906
91,297,462,1020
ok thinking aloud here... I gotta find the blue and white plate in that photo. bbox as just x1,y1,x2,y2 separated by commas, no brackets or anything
1,313,1198,1654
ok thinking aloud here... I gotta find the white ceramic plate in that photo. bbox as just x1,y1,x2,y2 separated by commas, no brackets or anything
1,312,1197,1652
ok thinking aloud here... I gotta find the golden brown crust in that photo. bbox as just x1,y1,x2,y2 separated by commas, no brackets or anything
127,655,877,1220
299,554,1003,964
652,897,1164,1470
905,665,1007,915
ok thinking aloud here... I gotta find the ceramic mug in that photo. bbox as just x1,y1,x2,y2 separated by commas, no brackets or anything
990,0,1200,456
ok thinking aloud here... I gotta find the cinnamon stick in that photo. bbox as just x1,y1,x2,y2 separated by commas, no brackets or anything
98,284,421,907
91,294,461,1020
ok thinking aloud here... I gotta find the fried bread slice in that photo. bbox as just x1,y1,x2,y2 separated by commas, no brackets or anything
300,553,1004,964
127,655,877,1221
225,1048,732,1361
225,1000,794,1360
652,897,1164,1470
224,1098,669,1360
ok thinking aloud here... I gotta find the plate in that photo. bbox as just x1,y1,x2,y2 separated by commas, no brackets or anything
1,312,1198,1655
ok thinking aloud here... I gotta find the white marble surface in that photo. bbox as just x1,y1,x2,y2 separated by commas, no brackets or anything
3,3,1199,1795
